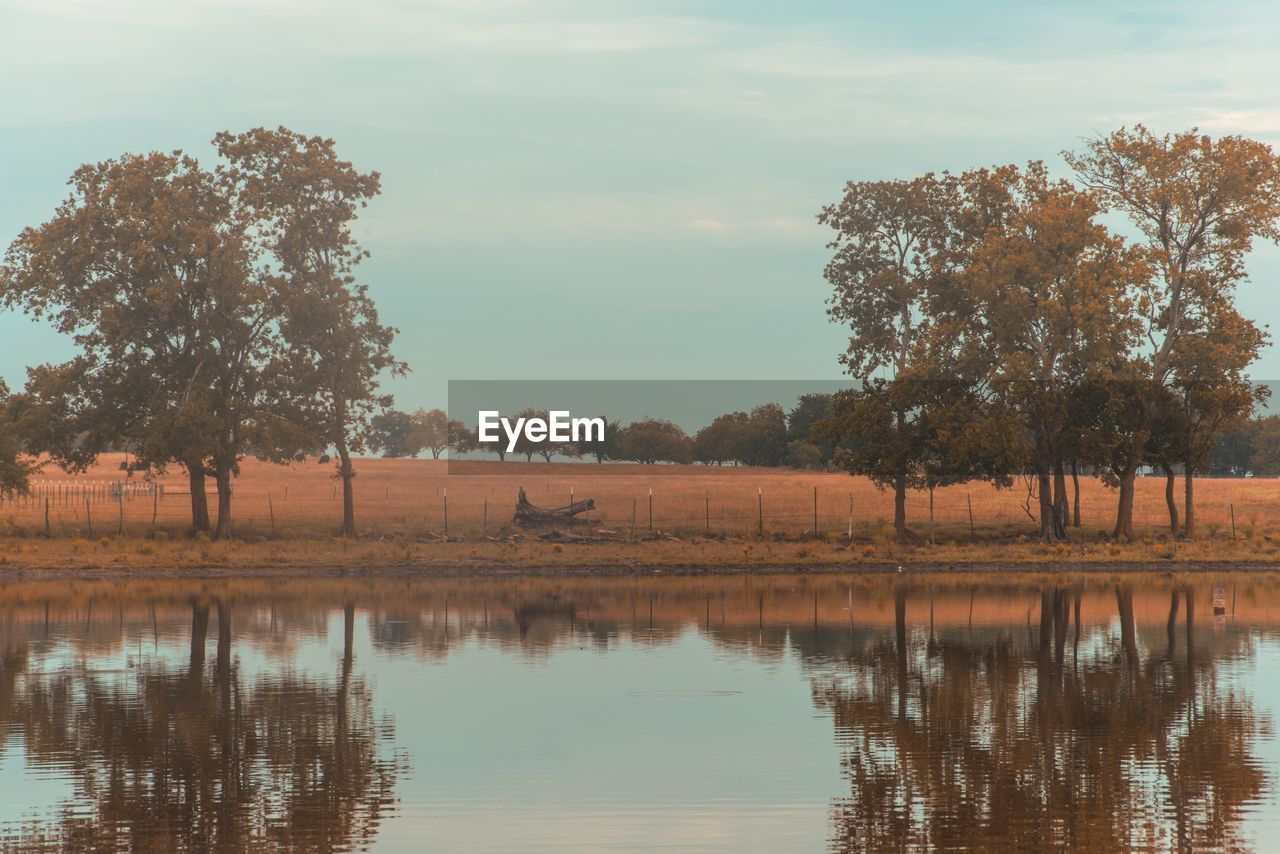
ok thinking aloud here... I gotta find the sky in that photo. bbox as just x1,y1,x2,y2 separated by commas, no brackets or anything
4,0,1280,410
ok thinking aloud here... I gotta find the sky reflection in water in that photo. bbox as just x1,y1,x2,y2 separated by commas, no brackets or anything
0,573,1276,852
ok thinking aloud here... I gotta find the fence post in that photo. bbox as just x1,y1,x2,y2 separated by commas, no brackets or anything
648,488,653,536
705,493,710,535
87,498,93,537
813,486,818,537
928,488,935,545
45,498,50,536
268,493,276,539
757,487,764,539
631,497,637,544
443,489,449,539
1230,502,1237,540
967,493,975,541
483,498,488,537
118,492,123,536
847,494,853,542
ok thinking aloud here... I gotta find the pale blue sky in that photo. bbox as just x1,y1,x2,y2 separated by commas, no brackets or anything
4,0,1280,409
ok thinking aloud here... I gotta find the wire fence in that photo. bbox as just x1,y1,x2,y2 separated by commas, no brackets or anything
0,470,1270,542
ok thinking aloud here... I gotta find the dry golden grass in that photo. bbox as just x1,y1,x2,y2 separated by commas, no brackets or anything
0,453,1278,569
5,453,1277,544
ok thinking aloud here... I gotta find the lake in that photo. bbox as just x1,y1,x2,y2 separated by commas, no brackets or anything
0,571,1277,852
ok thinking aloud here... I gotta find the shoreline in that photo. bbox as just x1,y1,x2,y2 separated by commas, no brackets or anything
2,559,1280,581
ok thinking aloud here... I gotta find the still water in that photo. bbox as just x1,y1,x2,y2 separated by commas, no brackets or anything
0,572,1276,852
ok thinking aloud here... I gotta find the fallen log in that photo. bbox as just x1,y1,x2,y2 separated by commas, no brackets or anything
513,487,595,525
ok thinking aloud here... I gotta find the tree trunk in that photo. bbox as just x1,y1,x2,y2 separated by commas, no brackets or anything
187,464,211,533
1037,466,1057,542
1162,462,1180,536
340,457,355,537
1183,456,1196,539
213,466,233,540
513,487,595,524
1071,460,1081,528
893,472,907,542
334,435,356,538
1113,466,1137,540
334,395,356,537
1052,459,1069,538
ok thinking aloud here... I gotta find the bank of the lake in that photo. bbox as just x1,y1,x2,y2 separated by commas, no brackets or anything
2,551,1280,581
2,531,1280,577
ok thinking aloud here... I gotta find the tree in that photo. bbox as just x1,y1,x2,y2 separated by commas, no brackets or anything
411,409,451,459
1248,416,1280,475
574,417,620,463
693,413,748,465
476,430,509,461
788,393,836,462
368,410,421,458
215,127,404,537
816,379,1009,535
1165,304,1267,537
736,403,789,466
616,418,692,464
949,163,1146,540
1209,418,1259,476
785,440,824,470
1,150,285,537
0,382,38,496
448,420,478,457
1065,126,1280,538
819,174,955,539
502,408,578,462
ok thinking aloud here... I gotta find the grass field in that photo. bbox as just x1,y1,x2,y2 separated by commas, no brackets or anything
1,454,1279,569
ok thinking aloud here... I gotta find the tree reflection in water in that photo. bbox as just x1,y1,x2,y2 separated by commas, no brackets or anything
1,597,399,852
0,574,1269,851
817,584,1265,852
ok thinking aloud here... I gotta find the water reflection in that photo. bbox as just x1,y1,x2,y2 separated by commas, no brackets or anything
817,583,1266,851
0,573,1273,851
0,594,400,851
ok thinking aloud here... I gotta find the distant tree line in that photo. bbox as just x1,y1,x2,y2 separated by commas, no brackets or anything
1208,415,1280,477
371,396,841,468
0,128,402,539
